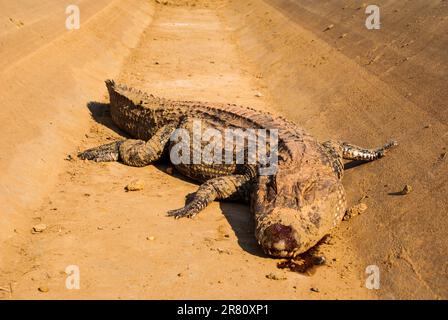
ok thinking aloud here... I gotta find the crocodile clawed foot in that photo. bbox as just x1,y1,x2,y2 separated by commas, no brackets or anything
377,140,398,158
78,141,124,162
167,206,198,219
382,140,398,151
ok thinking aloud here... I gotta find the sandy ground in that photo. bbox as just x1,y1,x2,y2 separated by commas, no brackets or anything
0,0,447,299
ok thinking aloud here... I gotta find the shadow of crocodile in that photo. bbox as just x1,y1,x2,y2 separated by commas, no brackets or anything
219,202,268,258
87,101,129,137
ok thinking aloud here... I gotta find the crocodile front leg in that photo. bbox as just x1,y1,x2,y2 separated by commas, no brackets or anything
167,174,254,219
78,122,178,166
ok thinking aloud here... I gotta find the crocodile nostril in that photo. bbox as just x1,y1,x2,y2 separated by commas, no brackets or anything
263,223,299,253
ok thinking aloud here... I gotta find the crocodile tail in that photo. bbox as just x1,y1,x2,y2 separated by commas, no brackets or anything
105,79,135,110
105,79,115,91
104,79,130,132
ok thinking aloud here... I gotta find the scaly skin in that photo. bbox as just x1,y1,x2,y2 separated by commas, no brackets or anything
79,80,397,258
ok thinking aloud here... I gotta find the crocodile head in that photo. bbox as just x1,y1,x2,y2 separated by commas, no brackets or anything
252,170,346,258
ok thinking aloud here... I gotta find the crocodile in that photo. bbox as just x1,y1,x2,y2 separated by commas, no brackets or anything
78,80,397,258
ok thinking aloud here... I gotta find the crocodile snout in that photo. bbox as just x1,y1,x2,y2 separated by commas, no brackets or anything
261,223,300,258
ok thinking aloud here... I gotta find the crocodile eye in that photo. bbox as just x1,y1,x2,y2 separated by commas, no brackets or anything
298,180,317,203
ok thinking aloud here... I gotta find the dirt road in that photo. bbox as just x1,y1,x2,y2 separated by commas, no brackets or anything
1,0,446,299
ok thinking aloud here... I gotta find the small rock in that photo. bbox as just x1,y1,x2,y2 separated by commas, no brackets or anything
400,184,412,195
38,286,49,293
215,248,232,255
310,287,319,292
343,203,368,221
177,273,182,277
266,273,287,281
320,235,332,244
97,226,104,230
323,24,334,32
147,236,155,241
356,202,368,212
313,256,326,266
254,92,263,97
125,179,145,191
166,167,174,175
32,224,47,233
339,33,347,38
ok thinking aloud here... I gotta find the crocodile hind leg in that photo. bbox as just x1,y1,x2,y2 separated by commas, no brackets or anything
323,140,397,179
339,140,397,161
167,174,253,219
324,140,397,161
78,123,178,166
